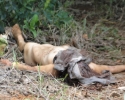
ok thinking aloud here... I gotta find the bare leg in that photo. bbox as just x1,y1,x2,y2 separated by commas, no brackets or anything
89,62,125,74
12,24,26,51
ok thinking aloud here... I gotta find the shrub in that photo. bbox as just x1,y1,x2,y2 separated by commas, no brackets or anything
0,0,72,37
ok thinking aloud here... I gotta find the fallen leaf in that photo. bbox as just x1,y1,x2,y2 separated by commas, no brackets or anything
83,34,88,40
0,35,7,56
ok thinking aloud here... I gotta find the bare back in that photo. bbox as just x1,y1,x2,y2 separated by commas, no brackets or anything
24,43,69,66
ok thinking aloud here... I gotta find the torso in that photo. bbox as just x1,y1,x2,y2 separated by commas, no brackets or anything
24,42,69,66
47,46,69,64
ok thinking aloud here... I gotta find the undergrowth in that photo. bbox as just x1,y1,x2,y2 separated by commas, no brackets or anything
0,0,125,40
0,0,73,38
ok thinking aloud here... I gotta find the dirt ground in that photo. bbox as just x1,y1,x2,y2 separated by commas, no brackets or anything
0,66,124,100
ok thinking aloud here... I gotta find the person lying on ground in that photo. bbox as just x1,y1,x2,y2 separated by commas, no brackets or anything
1,24,125,85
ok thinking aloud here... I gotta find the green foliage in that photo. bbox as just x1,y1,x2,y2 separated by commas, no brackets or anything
0,20,5,33
23,14,39,37
44,0,51,9
0,0,72,37
0,36,7,56
43,0,72,28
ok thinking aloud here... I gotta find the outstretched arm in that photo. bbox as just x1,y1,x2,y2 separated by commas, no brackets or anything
14,62,125,74
1,59,125,76
0,59,58,77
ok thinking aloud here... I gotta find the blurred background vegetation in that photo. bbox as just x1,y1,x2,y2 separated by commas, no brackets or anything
0,0,73,36
0,0,124,35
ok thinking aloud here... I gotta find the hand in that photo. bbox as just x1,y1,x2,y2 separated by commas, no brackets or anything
0,59,12,66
